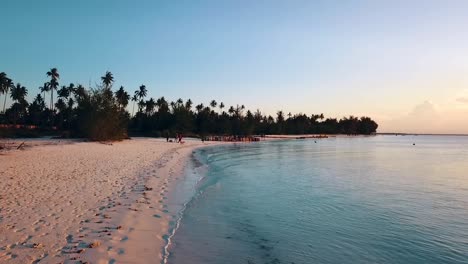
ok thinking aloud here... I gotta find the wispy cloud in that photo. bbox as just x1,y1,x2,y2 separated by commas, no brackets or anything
456,97,468,103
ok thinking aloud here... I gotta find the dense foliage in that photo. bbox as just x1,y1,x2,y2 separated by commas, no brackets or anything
0,69,378,140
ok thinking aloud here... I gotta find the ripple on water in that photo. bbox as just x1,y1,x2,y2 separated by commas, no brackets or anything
168,136,468,264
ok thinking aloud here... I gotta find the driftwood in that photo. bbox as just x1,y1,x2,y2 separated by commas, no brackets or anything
17,141,25,150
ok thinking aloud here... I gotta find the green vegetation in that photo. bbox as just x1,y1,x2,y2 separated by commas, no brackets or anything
0,69,378,140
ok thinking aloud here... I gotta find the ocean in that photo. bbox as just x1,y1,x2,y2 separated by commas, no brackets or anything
164,135,468,264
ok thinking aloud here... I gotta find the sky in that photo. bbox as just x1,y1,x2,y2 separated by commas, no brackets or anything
1,0,468,134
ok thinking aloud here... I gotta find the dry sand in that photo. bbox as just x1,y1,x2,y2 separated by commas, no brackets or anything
0,138,223,264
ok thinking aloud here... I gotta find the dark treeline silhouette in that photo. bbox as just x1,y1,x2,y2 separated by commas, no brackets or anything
0,70,378,140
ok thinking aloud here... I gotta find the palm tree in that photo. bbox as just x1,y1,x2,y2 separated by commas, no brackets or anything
68,83,76,96
196,103,204,113
10,83,28,103
219,102,225,113
0,73,6,111
57,85,70,99
210,100,217,109
2,77,13,113
115,86,130,109
39,82,50,107
131,92,138,116
46,68,60,111
54,98,67,114
74,84,86,102
101,71,114,90
9,83,28,124
138,100,146,112
145,98,156,115
185,99,193,111
176,98,183,107
170,101,176,111
137,85,147,100
0,72,7,113
67,97,74,110
156,97,169,113
134,85,147,113
276,110,285,122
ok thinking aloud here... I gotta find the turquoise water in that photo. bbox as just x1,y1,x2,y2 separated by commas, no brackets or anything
166,136,468,264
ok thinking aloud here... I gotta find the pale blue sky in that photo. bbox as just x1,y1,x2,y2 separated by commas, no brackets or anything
2,0,468,133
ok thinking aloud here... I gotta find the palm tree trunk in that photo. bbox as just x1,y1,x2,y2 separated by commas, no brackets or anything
50,90,54,111
3,92,7,113
132,101,135,116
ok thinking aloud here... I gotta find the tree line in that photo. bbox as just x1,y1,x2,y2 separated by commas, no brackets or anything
0,69,378,140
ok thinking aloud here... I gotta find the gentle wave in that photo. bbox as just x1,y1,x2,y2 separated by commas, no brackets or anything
167,136,468,264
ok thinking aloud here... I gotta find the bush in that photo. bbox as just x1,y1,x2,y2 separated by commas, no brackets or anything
74,87,129,141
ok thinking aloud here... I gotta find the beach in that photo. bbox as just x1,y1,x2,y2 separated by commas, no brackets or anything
0,138,222,264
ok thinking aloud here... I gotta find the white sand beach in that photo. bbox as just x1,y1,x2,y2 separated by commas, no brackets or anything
0,138,223,264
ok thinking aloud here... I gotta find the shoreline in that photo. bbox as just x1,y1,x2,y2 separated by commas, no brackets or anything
0,138,226,264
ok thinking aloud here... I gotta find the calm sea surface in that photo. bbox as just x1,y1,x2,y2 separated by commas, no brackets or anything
165,136,468,264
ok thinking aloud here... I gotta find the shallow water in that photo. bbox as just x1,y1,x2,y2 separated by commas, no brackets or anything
167,136,468,264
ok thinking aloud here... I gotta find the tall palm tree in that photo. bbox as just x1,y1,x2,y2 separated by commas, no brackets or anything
228,106,235,115
9,83,28,124
219,102,225,113
176,98,183,107
74,84,86,102
137,85,147,100
2,77,13,113
134,85,147,113
210,100,217,109
0,73,6,109
131,92,138,116
67,83,76,96
185,99,193,111
46,68,60,111
10,83,28,103
156,97,169,113
39,82,50,107
101,71,114,90
57,85,70,99
195,103,204,113
0,72,7,113
170,101,176,111
115,86,130,109
145,98,156,115
138,100,146,112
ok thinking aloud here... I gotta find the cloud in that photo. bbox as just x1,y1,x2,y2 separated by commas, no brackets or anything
456,97,468,104
408,101,438,119
379,101,441,133
379,100,468,134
